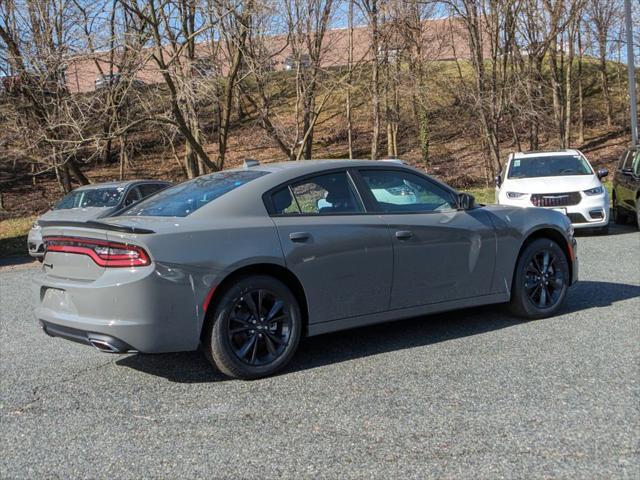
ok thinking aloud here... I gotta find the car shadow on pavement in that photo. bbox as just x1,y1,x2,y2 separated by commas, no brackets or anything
115,280,640,383
574,221,637,237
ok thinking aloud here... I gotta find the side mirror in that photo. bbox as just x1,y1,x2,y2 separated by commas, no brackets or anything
495,174,502,187
458,193,476,210
597,168,609,179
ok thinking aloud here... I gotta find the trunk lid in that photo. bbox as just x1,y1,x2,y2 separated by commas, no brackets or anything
41,225,111,281
40,218,157,281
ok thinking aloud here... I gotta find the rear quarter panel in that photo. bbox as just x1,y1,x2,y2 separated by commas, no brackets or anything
108,215,284,337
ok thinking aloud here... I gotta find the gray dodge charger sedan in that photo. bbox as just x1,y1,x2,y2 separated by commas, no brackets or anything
34,160,578,379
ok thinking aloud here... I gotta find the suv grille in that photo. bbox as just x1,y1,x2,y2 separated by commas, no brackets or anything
530,192,581,207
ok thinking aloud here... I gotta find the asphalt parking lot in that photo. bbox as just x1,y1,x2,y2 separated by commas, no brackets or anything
1,224,639,479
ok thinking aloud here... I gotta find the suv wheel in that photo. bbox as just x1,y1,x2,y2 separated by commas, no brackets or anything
509,238,570,320
204,275,302,380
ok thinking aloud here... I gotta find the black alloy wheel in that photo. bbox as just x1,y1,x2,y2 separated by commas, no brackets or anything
204,275,301,380
524,249,564,309
227,289,292,366
509,238,570,319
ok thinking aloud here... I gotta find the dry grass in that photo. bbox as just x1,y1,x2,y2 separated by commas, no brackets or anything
0,216,36,258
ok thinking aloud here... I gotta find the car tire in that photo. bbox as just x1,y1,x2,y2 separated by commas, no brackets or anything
613,194,627,224
636,198,640,230
203,275,302,380
509,238,570,320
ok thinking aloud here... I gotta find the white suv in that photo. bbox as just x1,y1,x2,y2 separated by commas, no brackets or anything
496,149,610,232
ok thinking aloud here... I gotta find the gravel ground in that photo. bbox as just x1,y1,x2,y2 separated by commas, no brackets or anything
1,224,639,479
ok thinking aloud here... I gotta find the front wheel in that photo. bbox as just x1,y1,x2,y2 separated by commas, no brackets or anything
509,238,570,320
204,275,302,380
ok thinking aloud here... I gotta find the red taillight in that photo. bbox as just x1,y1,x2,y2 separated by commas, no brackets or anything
44,236,151,267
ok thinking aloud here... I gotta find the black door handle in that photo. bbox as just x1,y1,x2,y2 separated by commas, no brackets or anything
289,232,311,242
395,230,413,240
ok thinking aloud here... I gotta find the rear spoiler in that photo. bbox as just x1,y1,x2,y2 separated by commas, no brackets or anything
38,220,155,234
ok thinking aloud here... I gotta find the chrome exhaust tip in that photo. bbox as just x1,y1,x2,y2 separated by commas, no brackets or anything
89,339,121,353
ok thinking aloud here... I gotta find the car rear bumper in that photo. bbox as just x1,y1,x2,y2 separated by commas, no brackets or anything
40,320,136,353
33,265,205,354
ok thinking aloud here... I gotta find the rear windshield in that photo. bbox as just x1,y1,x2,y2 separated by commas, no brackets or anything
121,170,268,217
508,155,593,179
55,188,123,209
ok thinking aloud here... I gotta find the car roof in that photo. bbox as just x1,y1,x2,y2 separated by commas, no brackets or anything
512,149,582,159
234,159,410,175
248,159,404,172
73,179,171,191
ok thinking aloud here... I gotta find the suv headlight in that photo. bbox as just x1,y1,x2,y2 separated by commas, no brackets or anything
506,192,527,199
583,186,604,196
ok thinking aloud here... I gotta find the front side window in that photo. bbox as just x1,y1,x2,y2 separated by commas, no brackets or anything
271,171,362,215
123,170,268,217
360,169,456,213
55,188,124,209
508,155,593,179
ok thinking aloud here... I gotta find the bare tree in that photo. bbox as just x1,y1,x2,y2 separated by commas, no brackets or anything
588,0,621,127
121,0,218,178
0,0,95,192
241,0,338,161
214,0,253,170
357,0,381,160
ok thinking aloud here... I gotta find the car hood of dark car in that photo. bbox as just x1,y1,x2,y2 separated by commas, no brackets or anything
38,206,116,222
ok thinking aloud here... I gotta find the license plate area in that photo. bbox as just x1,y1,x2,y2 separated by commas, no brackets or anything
41,287,77,314
551,208,567,215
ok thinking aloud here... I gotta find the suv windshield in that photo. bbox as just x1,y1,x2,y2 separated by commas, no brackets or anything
55,188,124,209
508,155,593,179
122,170,268,217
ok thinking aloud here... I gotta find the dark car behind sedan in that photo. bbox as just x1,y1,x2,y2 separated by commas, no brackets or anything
612,145,640,228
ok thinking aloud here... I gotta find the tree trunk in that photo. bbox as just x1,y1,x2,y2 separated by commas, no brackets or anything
548,36,565,146
67,158,90,185
302,91,315,160
370,1,380,160
599,50,613,127
218,17,249,170
577,25,585,144
564,23,576,147
119,133,128,180
346,0,354,159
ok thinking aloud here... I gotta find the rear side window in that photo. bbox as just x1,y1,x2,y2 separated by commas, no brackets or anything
55,187,123,209
123,170,268,217
123,187,142,207
360,169,456,213
271,171,362,215
138,183,168,198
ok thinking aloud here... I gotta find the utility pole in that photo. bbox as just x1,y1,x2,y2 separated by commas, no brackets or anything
625,0,638,145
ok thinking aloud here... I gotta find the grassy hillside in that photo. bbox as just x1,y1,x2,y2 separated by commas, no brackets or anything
0,57,632,224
